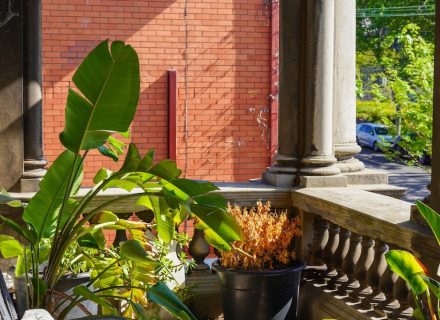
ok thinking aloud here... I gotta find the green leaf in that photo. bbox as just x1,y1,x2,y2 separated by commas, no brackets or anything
6,200,23,208
73,285,116,311
171,179,219,197
60,40,140,153
149,160,182,180
31,277,47,302
22,150,83,240
147,282,197,320
191,204,242,251
0,215,36,244
119,240,155,263
194,194,227,209
98,146,119,162
420,275,440,299
149,197,174,242
416,200,440,245
0,235,23,258
120,143,142,172
385,250,428,295
93,168,113,184
138,149,154,171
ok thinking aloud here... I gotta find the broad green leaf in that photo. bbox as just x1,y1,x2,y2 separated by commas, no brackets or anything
89,257,123,289
149,160,182,180
93,168,113,184
0,235,23,258
22,150,83,240
6,200,22,208
0,215,36,244
77,229,106,250
31,277,47,302
126,301,149,320
98,146,119,162
136,196,153,211
119,240,155,263
73,285,115,311
120,143,142,173
138,149,155,171
194,194,227,209
0,188,14,204
60,40,140,153
171,179,219,197
147,282,197,320
149,196,174,242
107,135,126,155
412,307,426,320
416,200,440,245
385,250,428,295
92,211,118,224
420,275,440,299
191,204,242,250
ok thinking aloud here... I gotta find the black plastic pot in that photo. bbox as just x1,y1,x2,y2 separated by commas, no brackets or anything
212,260,306,320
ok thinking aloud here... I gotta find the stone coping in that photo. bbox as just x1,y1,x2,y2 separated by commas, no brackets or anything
1,183,436,261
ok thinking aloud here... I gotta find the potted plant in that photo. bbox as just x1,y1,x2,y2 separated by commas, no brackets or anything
0,39,242,319
212,201,306,320
385,200,440,320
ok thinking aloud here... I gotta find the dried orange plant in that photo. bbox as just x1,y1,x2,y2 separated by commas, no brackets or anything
220,201,301,271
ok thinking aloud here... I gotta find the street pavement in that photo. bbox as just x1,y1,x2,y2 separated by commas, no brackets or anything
355,148,431,203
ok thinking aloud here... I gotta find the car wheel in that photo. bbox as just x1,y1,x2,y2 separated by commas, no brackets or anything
373,142,379,152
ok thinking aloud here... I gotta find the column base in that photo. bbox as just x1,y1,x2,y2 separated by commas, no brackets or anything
20,159,47,192
300,155,341,176
263,166,297,187
299,175,348,188
334,142,362,160
334,157,365,173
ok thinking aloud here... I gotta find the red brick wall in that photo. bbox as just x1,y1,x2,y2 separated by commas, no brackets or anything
42,0,272,184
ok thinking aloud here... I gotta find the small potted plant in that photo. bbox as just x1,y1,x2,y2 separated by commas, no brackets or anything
212,201,306,320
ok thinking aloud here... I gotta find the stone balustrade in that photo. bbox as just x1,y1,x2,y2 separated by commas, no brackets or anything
1,183,438,319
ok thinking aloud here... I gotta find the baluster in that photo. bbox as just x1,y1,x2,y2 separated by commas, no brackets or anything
310,217,329,266
188,229,210,271
321,223,340,284
364,240,389,310
328,228,350,290
340,232,362,295
392,276,412,318
351,236,374,302
378,262,399,315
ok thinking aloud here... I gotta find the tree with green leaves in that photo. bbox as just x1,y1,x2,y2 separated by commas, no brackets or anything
356,1,435,163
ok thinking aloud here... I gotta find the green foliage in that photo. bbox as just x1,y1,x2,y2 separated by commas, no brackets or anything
356,100,397,123
0,40,241,319
385,200,440,319
357,2,434,162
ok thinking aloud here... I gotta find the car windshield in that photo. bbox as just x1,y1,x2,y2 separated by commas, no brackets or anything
374,127,388,135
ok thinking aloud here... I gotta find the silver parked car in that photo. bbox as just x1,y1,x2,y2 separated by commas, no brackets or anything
356,123,394,152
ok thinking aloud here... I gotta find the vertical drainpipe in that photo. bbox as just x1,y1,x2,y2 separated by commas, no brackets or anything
270,1,280,165
168,70,177,161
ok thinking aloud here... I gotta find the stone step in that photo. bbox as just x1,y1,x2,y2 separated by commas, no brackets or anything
343,168,388,185
348,183,406,199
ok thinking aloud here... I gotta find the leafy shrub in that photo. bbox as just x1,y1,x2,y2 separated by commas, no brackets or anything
219,201,301,270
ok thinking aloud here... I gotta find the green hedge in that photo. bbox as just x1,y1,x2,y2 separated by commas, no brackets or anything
356,100,397,123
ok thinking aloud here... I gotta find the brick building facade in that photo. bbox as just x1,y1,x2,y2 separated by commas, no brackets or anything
41,0,274,184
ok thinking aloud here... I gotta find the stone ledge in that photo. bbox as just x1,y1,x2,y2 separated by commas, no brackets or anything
343,168,388,185
348,183,406,199
291,187,438,261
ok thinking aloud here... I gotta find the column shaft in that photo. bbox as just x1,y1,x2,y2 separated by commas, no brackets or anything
333,0,364,172
300,0,340,176
22,0,47,192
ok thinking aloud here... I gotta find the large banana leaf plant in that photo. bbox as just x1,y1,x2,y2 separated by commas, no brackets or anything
385,201,440,320
0,40,242,319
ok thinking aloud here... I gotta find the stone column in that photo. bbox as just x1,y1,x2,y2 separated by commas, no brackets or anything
21,0,47,192
263,0,303,187
0,0,24,191
332,0,364,173
299,0,341,178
